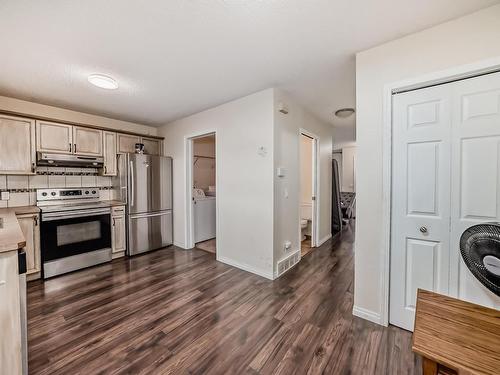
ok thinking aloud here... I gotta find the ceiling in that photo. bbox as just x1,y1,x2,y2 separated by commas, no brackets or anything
0,1,497,128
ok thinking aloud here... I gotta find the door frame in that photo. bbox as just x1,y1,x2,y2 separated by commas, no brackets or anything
184,130,218,250
379,58,500,326
299,129,320,248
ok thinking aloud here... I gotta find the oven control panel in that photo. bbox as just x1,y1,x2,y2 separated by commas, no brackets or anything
37,188,100,201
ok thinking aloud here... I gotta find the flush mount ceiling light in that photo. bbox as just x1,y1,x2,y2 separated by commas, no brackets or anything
87,74,118,90
334,108,355,118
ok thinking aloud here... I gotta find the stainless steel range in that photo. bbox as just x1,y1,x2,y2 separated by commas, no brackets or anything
37,188,112,278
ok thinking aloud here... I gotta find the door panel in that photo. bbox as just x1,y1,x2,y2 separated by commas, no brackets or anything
390,84,451,331
117,134,140,154
36,120,72,154
73,126,102,156
128,211,172,255
128,154,172,214
103,131,117,176
449,73,500,310
0,115,35,174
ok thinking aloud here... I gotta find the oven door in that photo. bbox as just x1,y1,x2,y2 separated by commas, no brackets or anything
41,208,112,276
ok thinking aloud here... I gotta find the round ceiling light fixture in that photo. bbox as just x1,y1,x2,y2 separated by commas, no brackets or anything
334,108,355,118
88,74,118,90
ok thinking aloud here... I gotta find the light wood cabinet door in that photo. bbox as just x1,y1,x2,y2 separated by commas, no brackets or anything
36,120,73,154
103,131,117,176
0,115,36,174
142,137,162,156
0,251,22,375
17,214,40,276
117,134,141,154
112,213,126,253
73,126,103,156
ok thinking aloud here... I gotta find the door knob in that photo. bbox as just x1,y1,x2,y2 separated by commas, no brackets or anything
419,226,428,234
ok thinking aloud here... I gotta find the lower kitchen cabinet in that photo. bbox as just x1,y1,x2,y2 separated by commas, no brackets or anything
17,213,41,280
112,206,126,257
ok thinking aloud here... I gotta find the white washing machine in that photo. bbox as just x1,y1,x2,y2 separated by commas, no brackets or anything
194,196,216,243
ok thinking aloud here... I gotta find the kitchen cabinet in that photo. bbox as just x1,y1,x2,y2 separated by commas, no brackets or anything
112,206,126,256
0,115,36,174
72,126,102,156
36,120,73,154
0,250,22,375
102,131,117,176
17,213,40,279
117,134,141,154
142,137,162,156
36,121,103,157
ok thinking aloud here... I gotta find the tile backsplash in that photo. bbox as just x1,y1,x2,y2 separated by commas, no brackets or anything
0,167,117,208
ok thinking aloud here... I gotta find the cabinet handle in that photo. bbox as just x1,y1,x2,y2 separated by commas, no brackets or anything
74,143,77,153
34,216,38,226
113,218,116,226
69,143,72,152
31,163,35,173
104,166,107,175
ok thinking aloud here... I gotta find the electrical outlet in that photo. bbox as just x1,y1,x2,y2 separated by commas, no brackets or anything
1,191,9,201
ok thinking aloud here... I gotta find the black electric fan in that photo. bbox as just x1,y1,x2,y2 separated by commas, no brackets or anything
460,223,500,297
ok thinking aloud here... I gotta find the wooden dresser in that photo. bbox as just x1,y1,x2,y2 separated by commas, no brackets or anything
413,289,500,375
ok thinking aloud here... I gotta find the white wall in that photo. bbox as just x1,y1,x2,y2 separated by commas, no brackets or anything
355,4,500,322
0,95,157,136
159,89,275,279
333,125,356,149
273,89,333,269
193,135,216,190
341,146,356,193
299,135,313,204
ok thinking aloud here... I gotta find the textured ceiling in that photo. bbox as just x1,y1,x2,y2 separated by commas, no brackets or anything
0,0,497,128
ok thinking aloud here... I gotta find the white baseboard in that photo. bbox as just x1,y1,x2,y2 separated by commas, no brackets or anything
217,256,274,280
173,241,190,249
352,305,383,325
317,233,332,246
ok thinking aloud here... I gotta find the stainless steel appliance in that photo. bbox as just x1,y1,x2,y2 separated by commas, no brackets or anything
37,152,104,168
116,154,173,256
37,188,112,278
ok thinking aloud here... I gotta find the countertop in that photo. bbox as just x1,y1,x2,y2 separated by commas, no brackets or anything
0,206,40,253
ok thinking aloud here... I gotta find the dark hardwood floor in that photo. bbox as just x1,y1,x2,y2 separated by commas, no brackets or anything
27,224,421,374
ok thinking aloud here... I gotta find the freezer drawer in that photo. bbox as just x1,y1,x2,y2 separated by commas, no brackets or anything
128,210,172,256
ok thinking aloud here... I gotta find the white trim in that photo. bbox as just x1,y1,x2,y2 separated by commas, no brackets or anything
185,129,218,250
352,305,382,325
380,57,500,327
217,255,274,280
317,234,332,246
299,128,321,248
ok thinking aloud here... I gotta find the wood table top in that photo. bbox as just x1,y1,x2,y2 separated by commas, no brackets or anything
412,289,500,375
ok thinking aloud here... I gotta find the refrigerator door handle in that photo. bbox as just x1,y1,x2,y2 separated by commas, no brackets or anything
129,160,135,207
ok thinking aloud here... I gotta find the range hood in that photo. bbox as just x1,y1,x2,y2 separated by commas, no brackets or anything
37,152,104,168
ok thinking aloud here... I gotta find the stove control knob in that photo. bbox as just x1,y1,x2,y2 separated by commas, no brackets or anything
92,190,97,194
51,192,56,196
85,190,89,194
41,192,47,197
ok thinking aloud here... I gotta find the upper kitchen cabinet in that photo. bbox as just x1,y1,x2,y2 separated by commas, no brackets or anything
142,137,162,156
117,133,141,154
36,120,73,154
72,126,102,156
102,131,117,176
0,115,36,174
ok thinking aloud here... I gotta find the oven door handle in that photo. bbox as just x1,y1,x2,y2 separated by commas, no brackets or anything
42,208,111,221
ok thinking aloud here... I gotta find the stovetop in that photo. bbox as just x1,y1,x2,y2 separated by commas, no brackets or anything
36,188,120,213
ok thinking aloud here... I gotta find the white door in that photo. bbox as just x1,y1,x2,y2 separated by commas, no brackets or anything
390,84,452,331
449,73,500,309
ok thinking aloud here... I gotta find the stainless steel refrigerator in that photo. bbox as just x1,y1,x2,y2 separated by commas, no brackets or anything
116,153,173,256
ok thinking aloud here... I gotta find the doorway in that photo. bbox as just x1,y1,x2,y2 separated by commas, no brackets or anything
186,132,217,254
299,131,319,256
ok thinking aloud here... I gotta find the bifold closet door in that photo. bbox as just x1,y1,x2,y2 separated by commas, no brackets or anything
449,73,500,309
390,84,452,331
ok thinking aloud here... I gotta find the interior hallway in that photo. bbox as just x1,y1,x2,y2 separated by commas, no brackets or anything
26,223,420,374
